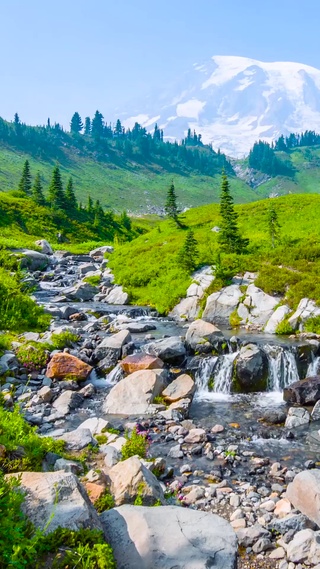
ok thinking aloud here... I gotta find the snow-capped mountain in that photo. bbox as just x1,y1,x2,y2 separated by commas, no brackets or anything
120,55,320,157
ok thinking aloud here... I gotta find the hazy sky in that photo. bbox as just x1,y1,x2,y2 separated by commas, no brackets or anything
0,0,319,128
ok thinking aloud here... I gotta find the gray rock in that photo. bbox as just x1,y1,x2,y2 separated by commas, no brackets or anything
311,400,320,421
203,284,243,325
90,245,114,257
52,390,83,417
54,458,83,474
94,330,132,363
185,319,223,353
20,250,51,271
287,528,316,563
283,376,320,405
288,298,320,331
236,524,271,547
6,470,102,533
234,344,268,392
264,305,291,334
108,456,165,506
142,336,186,364
59,428,96,451
35,239,53,255
286,469,320,526
101,505,238,569
64,282,98,301
103,369,167,415
102,446,120,468
268,514,316,535
103,286,128,305
285,407,310,428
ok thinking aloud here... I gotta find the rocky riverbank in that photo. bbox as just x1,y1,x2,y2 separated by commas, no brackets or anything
2,243,320,568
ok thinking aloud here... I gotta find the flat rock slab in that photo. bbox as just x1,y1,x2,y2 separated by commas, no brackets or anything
7,470,102,533
101,505,237,569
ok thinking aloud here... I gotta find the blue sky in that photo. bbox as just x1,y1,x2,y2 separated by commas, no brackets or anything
0,0,319,128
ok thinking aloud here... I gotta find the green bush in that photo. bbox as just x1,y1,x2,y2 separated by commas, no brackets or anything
121,428,149,461
93,490,115,513
0,334,12,356
0,405,65,472
0,268,51,332
275,319,294,335
304,316,320,334
229,309,242,328
50,331,80,350
16,341,50,372
83,275,101,286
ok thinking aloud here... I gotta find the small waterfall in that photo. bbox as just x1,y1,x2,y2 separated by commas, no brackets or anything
195,356,218,393
106,364,125,384
307,355,320,377
264,345,299,391
213,352,239,393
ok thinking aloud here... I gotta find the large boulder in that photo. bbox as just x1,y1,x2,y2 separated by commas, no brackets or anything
103,286,128,305
244,284,280,327
94,330,131,363
78,262,97,277
286,469,320,527
283,376,320,405
264,305,291,334
142,336,186,364
6,471,102,533
46,353,92,381
103,369,167,415
108,456,165,506
101,505,238,569
170,266,215,322
120,354,164,374
52,390,84,416
288,298,320,331
233,344,268,392
162,374,195,403
64,282,98,301
185,319,224,354
285,407,310,428
59,428,96,450
203,284,242,325
35,239,53,255
20,250,51,271
90,245,114,258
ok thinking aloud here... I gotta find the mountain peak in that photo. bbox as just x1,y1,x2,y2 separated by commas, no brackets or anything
121,55,320,157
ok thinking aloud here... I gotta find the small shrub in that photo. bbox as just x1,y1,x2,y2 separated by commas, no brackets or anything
50,331,80,350
95,434,108,445
304,316,320,334
275,319,294,335
94,490,115,513
229,309,242,328
83,275,101,286
16,341,50,372
0,334,12,356
121,427,149,461
0,405,65,472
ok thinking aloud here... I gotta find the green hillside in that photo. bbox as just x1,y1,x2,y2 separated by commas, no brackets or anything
0,144,257,212
109,193,320,314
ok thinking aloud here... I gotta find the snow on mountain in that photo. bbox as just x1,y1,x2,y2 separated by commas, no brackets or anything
120,55,320,157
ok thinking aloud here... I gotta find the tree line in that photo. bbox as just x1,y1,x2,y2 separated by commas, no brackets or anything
0,112,232,178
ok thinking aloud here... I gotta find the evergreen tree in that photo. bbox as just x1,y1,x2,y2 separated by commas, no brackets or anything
165,182,181,225
65,177,77,211
93,200,105,229
18,160,32,195
114,119,123,136
87,195,94,214
218,172,249,254
268,203,281,248
91,110,104,139
31,172,45,205
178,229,199,272
14,113,22,135
120,210,131,230
70,112,83,134
47,165,65,210
84,117,91,135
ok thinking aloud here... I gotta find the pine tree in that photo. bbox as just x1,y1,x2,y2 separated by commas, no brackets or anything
87,195,94,214
165,182,181,225
18,160,32,195
93,201,105,229
70,112,83,134
120,211,131,230
47,165,65,210
91,110,104,139
268,203,281,248
65,177,77,211
218,172,249,254
178,229,199,272
31,172,45,205
84,117,91,135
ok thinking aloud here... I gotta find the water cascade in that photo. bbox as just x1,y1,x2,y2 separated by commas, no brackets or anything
306,354,320,377
213,352,239,393
195,356,218,393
